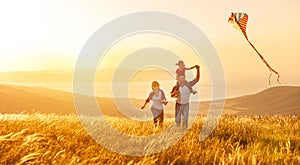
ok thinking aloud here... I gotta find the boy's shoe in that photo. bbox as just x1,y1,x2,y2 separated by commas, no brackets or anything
171,90,179,98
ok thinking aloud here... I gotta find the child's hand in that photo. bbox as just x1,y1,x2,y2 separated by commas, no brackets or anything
141,105,145,109
195,65,200,70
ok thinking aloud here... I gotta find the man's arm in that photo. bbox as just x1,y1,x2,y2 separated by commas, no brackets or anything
188,65,200,87
195,65,200,81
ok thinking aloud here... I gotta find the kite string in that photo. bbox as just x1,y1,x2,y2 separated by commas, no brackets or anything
245,38,281,85
232,14,280,85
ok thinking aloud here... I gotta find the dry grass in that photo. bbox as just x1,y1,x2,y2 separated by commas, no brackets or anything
1,113,300,164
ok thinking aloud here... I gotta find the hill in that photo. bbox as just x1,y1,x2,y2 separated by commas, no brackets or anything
224,86,300,115
0,84,299,116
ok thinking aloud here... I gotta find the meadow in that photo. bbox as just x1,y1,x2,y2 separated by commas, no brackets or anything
1,113,300,164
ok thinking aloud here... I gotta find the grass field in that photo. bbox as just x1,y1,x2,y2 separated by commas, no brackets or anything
1,113,300,164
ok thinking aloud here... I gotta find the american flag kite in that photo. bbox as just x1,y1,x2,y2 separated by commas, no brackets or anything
228,12,280,85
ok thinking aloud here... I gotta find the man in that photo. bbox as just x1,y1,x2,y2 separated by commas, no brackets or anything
174,65,200,129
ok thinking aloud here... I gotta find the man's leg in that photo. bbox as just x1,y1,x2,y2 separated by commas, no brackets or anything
182,103,189,128
175,103,181,127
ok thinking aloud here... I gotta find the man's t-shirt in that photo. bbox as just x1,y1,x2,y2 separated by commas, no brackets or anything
176,78,198,104
178,86,190,104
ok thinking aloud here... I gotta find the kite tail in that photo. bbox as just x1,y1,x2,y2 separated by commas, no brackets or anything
245,38,281,85
268,72,272,86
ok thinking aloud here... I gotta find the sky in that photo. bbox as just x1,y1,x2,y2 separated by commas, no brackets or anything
0,0,299,89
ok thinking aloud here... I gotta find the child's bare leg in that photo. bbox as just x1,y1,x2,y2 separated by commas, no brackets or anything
185,80,197,94
171,85,179,98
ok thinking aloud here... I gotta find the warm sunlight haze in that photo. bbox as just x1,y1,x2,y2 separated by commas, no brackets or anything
0,1,299,164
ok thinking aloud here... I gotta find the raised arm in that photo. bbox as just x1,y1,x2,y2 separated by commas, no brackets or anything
188,65,200,87
195,65,200,82
190,65,197,70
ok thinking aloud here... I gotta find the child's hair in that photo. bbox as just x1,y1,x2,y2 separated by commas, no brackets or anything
152,81,160,89
176,60,184,66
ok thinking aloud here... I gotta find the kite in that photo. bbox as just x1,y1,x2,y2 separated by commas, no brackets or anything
228,12,280,85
